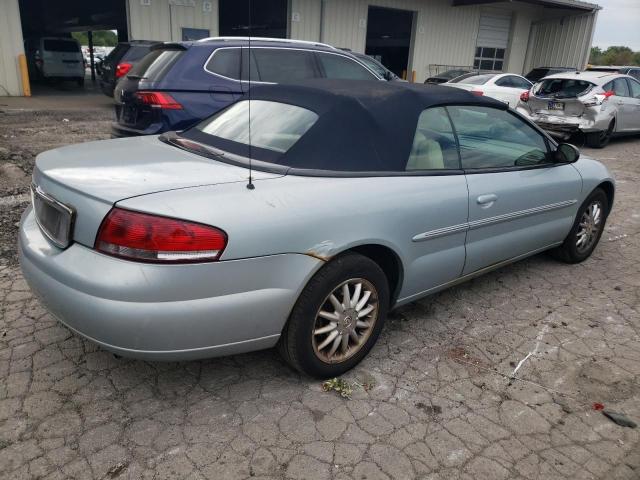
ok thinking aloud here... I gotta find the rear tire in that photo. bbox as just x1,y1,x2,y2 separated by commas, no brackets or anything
278,252,389,378
551,188,608,263
584,121,614,148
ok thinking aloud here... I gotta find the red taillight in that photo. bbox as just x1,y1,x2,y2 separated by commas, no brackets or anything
135,91,183,109
603,90,615,98
95,208,227,263
115,62,132,78
520,90,530,102
471,90,484,96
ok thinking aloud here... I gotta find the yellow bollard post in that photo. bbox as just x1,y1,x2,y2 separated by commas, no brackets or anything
18,54,31,97
411,71,416,83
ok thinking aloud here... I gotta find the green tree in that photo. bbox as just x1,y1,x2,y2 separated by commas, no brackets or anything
71,30,117,47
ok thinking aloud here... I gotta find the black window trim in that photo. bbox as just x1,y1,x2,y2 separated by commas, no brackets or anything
203,45,382,84
169,100,567,178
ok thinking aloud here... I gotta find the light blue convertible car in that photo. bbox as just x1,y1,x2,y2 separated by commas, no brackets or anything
19,80,614,378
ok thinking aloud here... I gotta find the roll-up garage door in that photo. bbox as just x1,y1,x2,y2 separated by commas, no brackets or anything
474,10,512,71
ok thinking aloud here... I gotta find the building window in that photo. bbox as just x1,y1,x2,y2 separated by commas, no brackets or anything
473,47,505,71
182,28,210,41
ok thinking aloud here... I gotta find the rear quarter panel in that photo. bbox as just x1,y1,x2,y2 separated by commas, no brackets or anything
117,173,471,301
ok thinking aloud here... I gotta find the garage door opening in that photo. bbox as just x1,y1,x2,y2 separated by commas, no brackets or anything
365,6,414,79
219,0,288,38
18,0,127,97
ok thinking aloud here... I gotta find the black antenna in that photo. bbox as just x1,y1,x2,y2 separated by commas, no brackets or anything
246,0,255,190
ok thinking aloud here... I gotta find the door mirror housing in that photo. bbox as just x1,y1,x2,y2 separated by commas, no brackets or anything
554,143,580,163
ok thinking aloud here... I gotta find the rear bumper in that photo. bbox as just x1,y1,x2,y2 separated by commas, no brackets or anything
518,107,613,137
19,207,322,360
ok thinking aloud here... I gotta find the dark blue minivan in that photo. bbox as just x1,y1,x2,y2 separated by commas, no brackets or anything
112,37,385,137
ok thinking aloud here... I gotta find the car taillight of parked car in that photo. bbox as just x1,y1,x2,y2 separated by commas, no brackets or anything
95,208,227,263
583,90,615,107
520,90,530,102
471,90,483,96
135,91,183,109
115,62,132,78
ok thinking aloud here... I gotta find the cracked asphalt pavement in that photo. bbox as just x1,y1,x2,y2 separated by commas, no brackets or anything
1,108,639,479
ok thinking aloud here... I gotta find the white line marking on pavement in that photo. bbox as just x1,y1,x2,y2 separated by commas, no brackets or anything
511,324,550,377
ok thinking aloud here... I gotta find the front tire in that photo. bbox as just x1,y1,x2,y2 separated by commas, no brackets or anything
551,188,608,263
278,252,389,378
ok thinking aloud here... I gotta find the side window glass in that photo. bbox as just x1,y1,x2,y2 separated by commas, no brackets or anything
512,76,532,89
251,48,317,83
317,53,378,80
628,78,640,99
205,48,241,79
240,48,260,81
630,70,640,81
447,106,550,169
495,76,512,87
612,78,630,97
406,107,459,171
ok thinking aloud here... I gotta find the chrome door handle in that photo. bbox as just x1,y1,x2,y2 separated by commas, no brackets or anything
477,194,498,208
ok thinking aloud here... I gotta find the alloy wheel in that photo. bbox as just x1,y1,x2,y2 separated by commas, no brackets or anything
576,200,603,253
312,278,379,364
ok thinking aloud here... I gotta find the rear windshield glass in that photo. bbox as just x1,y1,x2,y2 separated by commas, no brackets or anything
196,100,318,153
440,69,469,79
124,45,154,62
534,78,594,98
459,74,495,85
103,43,127,64
43,39,79,52
129,48,184,81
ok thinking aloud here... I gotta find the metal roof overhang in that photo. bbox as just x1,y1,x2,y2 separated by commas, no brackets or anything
451,0,600,11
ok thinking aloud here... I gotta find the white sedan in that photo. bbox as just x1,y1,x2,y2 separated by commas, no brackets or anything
447,73,533,107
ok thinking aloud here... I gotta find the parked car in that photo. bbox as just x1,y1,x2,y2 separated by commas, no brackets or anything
425,69,470,84
99,40,159,96
586,65,640,81
446,72,533,107
525,67,575,83
112,37,384,138
347,51,403,81
24,37,84,86
517,71,640,148
20,79,614,377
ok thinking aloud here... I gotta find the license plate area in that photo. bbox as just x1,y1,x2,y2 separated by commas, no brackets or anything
31,185,75,249
548,101,564,111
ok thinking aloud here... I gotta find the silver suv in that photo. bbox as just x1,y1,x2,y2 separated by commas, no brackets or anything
517,71,640,148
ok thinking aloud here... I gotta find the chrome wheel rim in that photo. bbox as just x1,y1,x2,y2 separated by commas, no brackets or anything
312,278,379,364
576,200,603,253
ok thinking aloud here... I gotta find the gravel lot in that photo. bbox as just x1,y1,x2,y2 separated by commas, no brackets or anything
1,107,639,480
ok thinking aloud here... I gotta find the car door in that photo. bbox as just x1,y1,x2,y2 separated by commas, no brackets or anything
446,105,582,274
624,78,640,130
608,77,634,131
396,107,469,300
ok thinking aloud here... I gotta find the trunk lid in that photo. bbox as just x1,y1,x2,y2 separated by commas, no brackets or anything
528,78,595,117
32,136,280,248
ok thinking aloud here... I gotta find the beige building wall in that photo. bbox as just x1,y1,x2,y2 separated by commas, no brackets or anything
128,0,219,41
0,0,26,96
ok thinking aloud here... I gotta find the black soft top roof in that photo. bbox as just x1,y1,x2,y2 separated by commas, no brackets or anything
186,79,507,173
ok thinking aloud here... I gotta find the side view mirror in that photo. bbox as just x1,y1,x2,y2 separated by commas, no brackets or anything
554,143,580,163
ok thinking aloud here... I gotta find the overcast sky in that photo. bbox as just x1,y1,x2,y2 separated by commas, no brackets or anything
591,0,640,50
